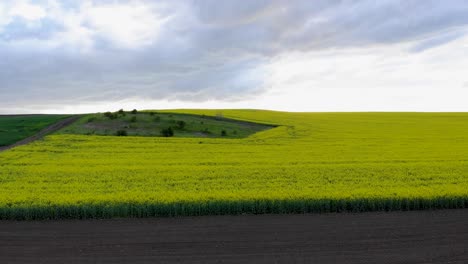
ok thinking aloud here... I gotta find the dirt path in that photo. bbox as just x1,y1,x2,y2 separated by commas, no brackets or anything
1,209,467,263
0,116,79,152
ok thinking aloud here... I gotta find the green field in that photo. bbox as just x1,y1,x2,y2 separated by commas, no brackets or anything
59,111,273,138
0,110,468,219
0,115,69,146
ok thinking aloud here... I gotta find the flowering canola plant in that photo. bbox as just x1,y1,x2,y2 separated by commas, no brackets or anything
0,110,467,219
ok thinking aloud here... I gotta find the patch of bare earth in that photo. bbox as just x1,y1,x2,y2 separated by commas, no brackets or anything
1,209,467,263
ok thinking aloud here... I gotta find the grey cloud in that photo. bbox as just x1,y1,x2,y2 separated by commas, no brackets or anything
188,0,468,53
1,0,468,111
409,29,466,53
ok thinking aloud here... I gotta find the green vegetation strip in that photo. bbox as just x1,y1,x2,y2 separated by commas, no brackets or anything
2,198,468,220
1,110,468,219
0,115,69,146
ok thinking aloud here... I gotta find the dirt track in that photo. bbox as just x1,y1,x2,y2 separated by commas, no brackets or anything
1,209,467,263
0,116,79,152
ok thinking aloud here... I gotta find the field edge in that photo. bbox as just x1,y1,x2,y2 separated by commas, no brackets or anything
2,196,468,220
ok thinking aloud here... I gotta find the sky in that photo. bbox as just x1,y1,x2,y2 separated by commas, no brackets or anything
0,0,467,114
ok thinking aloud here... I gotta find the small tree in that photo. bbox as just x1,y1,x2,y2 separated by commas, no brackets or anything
221,130,227,136
161,127,174,137
116,130,127,136
130,116,137,123
118,109,125,115
131,109,138,114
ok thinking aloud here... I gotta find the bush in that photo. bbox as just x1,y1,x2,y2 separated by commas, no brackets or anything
87,117,97,123
149,112,155,116
130,116,137,123
153,116,161,122
221,130,227,136
116,130,127,136
118,109,125,115
176,120,186,129
104,112,117,120
161,127,174,137
131,109,138,114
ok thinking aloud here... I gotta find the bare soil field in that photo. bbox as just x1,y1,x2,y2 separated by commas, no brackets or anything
1,209,467,263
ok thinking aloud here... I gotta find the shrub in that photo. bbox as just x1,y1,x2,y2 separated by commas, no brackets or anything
149,112,155,116
131,109,138,114
118,109,125,115
153,116,161,122
161,127,174,137
87,117,97,123
176,120,186,129
221,130,227,136
116,130,127,136
104,112,117,120
130,116,137,123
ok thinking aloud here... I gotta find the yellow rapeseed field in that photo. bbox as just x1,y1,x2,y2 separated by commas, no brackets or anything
1,110,467,219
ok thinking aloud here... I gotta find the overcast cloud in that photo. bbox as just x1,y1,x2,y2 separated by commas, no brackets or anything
0,0,468,113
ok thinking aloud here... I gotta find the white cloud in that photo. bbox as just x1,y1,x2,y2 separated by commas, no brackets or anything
82,1,168,49
9,2,46,21
0,1,169,51
0,3,12,32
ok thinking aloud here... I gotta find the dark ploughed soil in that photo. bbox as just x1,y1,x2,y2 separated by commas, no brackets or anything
1,209,468,263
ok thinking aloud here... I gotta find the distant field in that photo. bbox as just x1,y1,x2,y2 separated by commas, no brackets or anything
59,111,273,138
0,115,69,146
1,110,468,219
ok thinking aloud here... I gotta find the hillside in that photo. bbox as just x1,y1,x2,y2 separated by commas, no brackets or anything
58,111,274,138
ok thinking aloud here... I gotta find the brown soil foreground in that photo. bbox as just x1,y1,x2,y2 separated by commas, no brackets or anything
1,209,467,263
0,116,79,152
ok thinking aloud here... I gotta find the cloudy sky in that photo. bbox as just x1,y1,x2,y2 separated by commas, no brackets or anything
1,0,467,113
